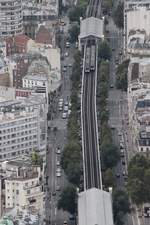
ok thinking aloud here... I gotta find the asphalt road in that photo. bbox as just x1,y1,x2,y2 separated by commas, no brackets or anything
107,16,142,225
45,22,75,225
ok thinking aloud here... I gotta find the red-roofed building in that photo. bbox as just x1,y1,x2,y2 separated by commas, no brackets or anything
35,25,55,46
6,34,30,56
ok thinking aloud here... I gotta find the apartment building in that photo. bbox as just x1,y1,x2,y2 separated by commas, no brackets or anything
0,0,23,37
8,53,43,88
124,0,150,54
0,94,47,161
128,57,150,153
4,159,44,213
0,57,10,87
23,0,58,39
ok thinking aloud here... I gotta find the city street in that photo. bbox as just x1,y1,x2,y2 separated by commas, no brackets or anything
45,22,75,225
107,17,140,225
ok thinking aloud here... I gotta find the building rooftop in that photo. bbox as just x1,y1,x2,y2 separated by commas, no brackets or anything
35,25,53,45
79,17,104,39
24,74,48,81
6,208,41,225
0,217,14,225
6,34,30,49
78,188,114,225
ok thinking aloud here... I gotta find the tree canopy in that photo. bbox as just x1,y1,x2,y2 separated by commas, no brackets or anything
69,24,80,43
116,59,129,91
113,2,124,29
113,189,130,225
101,143,120,169
127,154,150,205
68,6,85,22
61,141,82,186
98,40,111,60
58,185,77,215
103,168,114,188
102,0,113,14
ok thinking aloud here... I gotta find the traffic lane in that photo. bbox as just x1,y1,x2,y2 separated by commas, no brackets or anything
52,130,69,224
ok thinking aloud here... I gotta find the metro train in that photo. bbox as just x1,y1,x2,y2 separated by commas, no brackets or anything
85,47,91,73
90,45,96,71
84,41,96,73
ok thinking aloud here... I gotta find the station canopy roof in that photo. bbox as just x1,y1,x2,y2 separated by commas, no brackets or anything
79,17,104,40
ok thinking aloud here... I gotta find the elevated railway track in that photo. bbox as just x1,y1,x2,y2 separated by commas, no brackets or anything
81,9,102,189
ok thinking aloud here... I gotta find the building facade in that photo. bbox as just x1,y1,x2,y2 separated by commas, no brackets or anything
4,160,44,213
0,95,47,161
0,0,23,37
124,0,150,54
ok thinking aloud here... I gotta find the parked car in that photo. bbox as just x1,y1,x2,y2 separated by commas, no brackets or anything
59,106,63,111
56,161,60,166
64,105,69,112
56,186,61,191
63,67,67,72
122,171,126,176
59,98,63,103
116,173,120,178
56,147,61,154
122,160,126,165
66,42,70,48
68,110,71,116
62,112,67,119
65,52,69,57
56,168,61,172
56,172,61,177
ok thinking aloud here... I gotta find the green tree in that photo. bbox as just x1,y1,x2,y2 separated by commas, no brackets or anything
66,162,82,186
103,168,114,188
69,24,80,43
61,141,82,186
31,151,43,167
101,143,120,169
100,123,112,143
102,0,113,13
113,189,130,225
116,59,129,91
98,40,111,60
99,109,109,123
114,211,124,225
58,185,77,214
127,154,150,205
61,141,81,170
113,2,124,29
68,6,85,22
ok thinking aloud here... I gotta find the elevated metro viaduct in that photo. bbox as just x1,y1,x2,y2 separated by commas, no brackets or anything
78,17,104,52
78,16,114,225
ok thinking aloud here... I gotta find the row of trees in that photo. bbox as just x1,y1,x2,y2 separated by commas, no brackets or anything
113,2,124,29
127,154,150,205
58,51,83,215
97,48,130,225
116,59,129,92
67,0,87,43
61,51,82,186
97,60,120,175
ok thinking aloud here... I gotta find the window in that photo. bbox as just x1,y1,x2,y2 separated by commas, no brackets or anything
27,190,30,194
16,190,19,195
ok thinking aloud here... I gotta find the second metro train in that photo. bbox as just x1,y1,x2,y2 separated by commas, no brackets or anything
84,42,96,73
